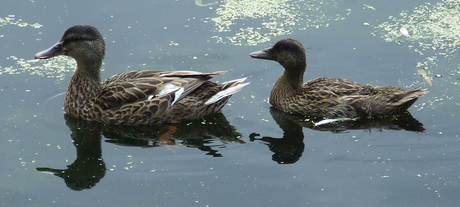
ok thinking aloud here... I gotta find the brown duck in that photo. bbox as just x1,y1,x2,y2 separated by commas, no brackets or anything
250,38,427,118
35,25,248,125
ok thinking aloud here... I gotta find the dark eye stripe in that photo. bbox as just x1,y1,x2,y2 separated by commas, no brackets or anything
73,37,98,41
63,36,98,45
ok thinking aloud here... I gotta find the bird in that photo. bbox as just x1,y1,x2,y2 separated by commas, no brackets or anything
35,25,248,125
250,38,427,118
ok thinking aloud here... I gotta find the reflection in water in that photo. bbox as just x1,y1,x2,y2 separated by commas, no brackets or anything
37,113,244,190
250,109,305,164
36,115,106,191
281,110,425,134
251,107,425,164
103,112,246,155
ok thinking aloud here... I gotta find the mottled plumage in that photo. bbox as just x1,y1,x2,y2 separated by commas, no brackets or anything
35,25,248,125
250,38,427,118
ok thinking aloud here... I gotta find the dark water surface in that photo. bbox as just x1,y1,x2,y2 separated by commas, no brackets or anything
1,0,459,206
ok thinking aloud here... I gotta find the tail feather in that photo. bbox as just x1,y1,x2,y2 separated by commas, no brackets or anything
205,78,249,105
161,71,227,79
394,87,428,106
375,87,428,115
334,87,428,117
387,88,428,115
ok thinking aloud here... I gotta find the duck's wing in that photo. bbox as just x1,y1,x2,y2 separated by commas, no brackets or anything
291,77,372,117
304,77,368,96
96,70,226,111
337,86,428,117
103,70,226,84
306,79,428,117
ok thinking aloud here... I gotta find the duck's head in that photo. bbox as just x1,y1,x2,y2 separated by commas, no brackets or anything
250,38,306,72
35,25,105,65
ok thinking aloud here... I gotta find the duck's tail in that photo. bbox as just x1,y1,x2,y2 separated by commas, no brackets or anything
367,87,428,116
334,87,428,118
392,87,428,109
205,78,249,105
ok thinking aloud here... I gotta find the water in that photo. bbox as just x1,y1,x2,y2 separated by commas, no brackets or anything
1,0,459,206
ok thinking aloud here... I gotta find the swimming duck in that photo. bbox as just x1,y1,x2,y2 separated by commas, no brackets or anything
35,25,248,125
250,38,427,118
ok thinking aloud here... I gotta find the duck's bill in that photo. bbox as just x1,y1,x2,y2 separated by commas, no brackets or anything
35,42,65,59
249,47,273,60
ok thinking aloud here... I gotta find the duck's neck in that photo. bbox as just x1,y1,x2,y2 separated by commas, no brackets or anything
269,64,305,108
64,59,102,119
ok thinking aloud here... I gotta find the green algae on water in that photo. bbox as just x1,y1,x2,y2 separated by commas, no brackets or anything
206,0,346,46
373,0,460,111
373,0,460,73
0,15,77,82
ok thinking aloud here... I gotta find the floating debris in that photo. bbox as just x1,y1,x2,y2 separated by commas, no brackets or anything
314,118,341,126
195,0,218,7
399,26,410,37
417,69,432,86
363,4,376,10
314,117,358,126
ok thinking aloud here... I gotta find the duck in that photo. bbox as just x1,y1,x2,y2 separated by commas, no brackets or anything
35,25,248,125
250,38,427,118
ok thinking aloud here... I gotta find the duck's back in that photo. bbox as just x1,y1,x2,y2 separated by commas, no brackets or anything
102,70,165,84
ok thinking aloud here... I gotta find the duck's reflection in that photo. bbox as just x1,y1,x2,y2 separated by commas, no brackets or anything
36,115,106,191
102,113,245,152
250,109,305,164
37,113,244,190
250,107,425,164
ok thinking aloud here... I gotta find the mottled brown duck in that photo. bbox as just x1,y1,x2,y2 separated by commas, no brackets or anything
250,38,427,118
35,25,248,125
